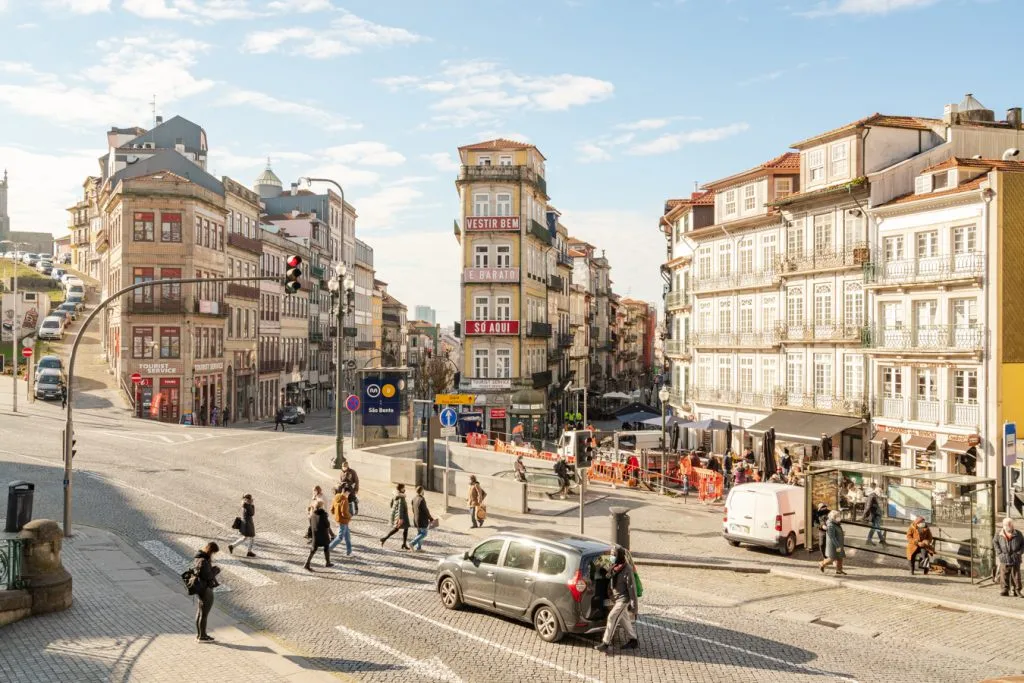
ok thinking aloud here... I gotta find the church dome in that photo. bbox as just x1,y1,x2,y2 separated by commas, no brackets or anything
253,159,283,198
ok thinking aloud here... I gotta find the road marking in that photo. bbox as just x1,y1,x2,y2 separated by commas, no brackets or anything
370,596,603,683
637,617,859,683
335,624,465,683
139,540,230,593
645,604,722,627
250,532,319,581
79,471,230,530
221,435,292,454
178,536,276,587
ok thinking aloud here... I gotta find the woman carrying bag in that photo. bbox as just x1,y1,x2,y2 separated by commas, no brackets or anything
380,483,411,550
906,516,934,575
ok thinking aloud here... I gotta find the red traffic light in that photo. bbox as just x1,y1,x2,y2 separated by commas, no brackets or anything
287,255,302,269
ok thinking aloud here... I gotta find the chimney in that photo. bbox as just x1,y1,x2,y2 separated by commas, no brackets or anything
155,115,163,124
943,103,959,125
1008,108,1022,129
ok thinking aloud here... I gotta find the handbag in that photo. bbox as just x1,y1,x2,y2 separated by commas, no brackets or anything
428,518,439,529
231,517,242,531
476,505,487,521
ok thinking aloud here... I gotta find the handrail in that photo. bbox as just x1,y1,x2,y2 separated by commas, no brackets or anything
120,373,137,414
1,538,27,590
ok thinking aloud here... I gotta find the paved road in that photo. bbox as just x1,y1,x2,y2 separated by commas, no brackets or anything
0,393,1019,682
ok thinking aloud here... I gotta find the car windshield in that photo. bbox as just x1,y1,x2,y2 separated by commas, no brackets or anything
39,358,60,369
39,376,60,387
42,320,59,329
283,406,298,414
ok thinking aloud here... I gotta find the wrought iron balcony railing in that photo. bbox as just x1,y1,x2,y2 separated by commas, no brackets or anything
776,243,870,275
865,252,985,287
861,325,984,352
873,397,980,429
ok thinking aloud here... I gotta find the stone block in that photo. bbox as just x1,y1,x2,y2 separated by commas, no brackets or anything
0,589,32,627
16,519,73,615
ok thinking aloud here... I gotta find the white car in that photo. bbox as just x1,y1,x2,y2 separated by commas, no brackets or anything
37,316,65,341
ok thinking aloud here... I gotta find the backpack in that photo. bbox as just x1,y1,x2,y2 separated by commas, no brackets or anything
182,566,201,595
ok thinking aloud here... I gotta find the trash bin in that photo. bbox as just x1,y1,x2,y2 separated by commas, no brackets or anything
610,505,630,550
5,481,34,532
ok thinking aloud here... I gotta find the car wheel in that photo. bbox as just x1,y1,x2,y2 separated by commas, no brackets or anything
532,605,564,643
780,532,797,556
439,577,462,610
727,540,741,547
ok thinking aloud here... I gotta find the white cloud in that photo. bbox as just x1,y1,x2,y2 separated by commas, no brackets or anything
214,88,359,131
576,142,612,163
0,0,8,11
122,0,258,22
799,0,938,17
242,11,423,58
266,0,330,12
0,146,101,236
422,152,460,172
616,118,672,131
46,0,110,12
352,186,424,231
363,230,461,325
627,122,750,155
302,165,381,189
323,142,405,167
379,60,613,128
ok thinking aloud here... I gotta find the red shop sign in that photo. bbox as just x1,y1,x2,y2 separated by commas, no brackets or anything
489,408,507,419
465,320,520,335
161,377,180,387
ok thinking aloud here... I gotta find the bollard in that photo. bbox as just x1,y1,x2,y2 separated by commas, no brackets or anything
609,506,630,550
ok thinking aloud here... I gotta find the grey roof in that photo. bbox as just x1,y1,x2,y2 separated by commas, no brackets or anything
125,115,206,154
255,165,282,187
111,150,223,197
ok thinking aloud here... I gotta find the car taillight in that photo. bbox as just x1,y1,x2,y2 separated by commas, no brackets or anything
774,514,782,532
723,506,728,523
568,569,587,602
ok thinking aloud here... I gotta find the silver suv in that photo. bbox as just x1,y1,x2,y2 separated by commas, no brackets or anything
435,530,614,642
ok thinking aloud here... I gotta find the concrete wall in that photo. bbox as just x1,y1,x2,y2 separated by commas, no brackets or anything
341,445,426,488
431,468,527,514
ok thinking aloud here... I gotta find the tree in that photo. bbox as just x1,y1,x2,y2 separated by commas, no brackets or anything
423,356,453,395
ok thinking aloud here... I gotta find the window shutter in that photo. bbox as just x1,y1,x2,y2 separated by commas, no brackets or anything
914,175,931,195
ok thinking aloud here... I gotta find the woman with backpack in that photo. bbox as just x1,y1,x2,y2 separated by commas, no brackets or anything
191,541,221,642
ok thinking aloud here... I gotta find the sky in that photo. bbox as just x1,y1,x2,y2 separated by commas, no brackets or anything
0,0,1020,325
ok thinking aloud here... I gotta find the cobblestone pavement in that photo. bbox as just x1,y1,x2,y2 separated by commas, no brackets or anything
1,393,1022,682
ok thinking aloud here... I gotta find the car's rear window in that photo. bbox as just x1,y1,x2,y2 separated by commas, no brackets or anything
537,550,566,576
42,321,59,328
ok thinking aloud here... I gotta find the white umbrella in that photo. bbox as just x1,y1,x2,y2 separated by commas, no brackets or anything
602,391,630,400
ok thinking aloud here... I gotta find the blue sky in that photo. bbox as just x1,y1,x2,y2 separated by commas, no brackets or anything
0,0,1019,324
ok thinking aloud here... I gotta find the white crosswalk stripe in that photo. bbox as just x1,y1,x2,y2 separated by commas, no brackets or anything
177,536,276,587
139,539,231,593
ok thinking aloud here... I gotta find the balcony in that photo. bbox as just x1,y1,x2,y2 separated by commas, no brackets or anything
665,339,690,357
780,323,861,343
532,370,553,388
557,251,573,268
309,332,324,344
126,297,186,315
227,231,262,256
529,219,552,245
782,392,866,416
457,164,547,197
872,397,980,429
689,385,788,409
692,329,782,349
665,289,691,310
558,333,574,348
548,274,564,291
865,253,985,288
777,243,869,276
862,325,984,353
226,283,260,300
259,360,283,374
547,349,564,364
528,322,553,338
191,298,228,317
693,269,781,294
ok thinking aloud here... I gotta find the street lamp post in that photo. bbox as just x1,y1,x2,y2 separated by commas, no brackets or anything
659,385,670,495
329,263,354,470
1,240,24,413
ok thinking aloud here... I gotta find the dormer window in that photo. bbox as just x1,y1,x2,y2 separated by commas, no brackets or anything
776,177,793,198
724,189,737,216
808,149,825,182
932,171,949,190
915,170,949,195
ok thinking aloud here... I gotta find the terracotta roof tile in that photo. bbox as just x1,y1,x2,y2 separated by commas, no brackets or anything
770,177,867,206
790,114,942,150
879,176,987,207
702,153,799,190
921,156,1024,174
458,138,544,159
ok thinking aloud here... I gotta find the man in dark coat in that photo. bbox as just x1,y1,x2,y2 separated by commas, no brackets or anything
228,494,256,557
409,485,435,552
994,517,1024,597
274,406,285,431
341,461,359,515
192,541,221,642
304,500,333,571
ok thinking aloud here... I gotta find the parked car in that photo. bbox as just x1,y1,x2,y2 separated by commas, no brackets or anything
51,268,66,281
65,295,85,312
37,316,65,341
38,264,53,276
51,309,72,328
281,405,305,424
722,482,807,556
435,531,616,643
34,370,65,401
36,355,64,376
65,284,85,299
61,273,82,287
61,253,72,264
55,302,79,321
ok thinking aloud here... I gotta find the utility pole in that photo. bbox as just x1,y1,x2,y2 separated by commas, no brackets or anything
1,240,22,412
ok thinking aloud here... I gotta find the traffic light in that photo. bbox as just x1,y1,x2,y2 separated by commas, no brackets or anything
62,429,77,462
576,432,594,468
285,255,303,294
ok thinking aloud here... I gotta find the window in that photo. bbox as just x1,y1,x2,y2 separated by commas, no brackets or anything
775,177,793,198
160,267,181,302
133,267,154,303
953,225,977,254
915,300,938,328
474,245,489,268
843,212,862,249
498,155,513,167
916,368,937,399
473,193,489,216
762,358,778,394
718,243,732,276
844,282,863,326
132,326,154,359
813,354,832,396
743,184,756,211
881,302,903,329
133,212,154,241
698,303,712,332
496,349,511,378
496,193,512,216
916,231,939,259
738,298,753,333
159,327,180,358
953,369,978,403
786,287,804,328
502,541,536,571
496,245,511,268
884,236,904,262
470,539,503,565
932,171,949,190
830,141,849,177
718,300,732,334
844,355,864,399
787,222,804,258
739,357,754,394
763,296,778,331
495,296,512,321
761,234,777,271
718,357,732,391
474,296,489,320
952,298,978,328
882,367,903,398
724,189,737,216
477,156,492,167
808,149,825,182
814,285,832,325
160,212,181,242
813,214,833,254
786,355,803,394
697,247,712,279
738,238,754,274
537,550,567,576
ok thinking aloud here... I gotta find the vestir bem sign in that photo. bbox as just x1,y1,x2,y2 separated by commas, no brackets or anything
463,267,520,283
465,320,520,335
465,217,520,232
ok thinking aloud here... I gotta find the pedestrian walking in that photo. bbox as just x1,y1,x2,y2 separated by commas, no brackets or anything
780,448,793,478
514,455,527,483
818,510,847,575
222,405,230,426
813,502,830,559
594,547,639,655
863,482,887,546
304,500,334,571
409,485,435,552
211,405,219,427
60,384,67,409
994,517,1024,597
467,475,486,528
341,461,359,515
228,494,257,557
906,516,934,575
328,484,353,556
199,403,208,426
380,484,410,550
554,456,571,499
305,485,327,543
274,406,285,431
192,541,221,642
626,453,640,488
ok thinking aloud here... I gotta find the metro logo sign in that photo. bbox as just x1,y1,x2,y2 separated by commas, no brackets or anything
465,216,520,232
465,320,520,335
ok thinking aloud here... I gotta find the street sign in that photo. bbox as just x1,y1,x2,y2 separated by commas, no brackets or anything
1004,422,1017,467
21,347,33,358
435,393,476,405
23,337,35,348
439,407,458,428
130,373,142,384
440,426,457,438
345,394,360,413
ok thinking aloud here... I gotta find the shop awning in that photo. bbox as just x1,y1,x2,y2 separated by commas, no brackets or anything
746,410,863,445
870,430,903,445
905,435,936,450
941,438,974,454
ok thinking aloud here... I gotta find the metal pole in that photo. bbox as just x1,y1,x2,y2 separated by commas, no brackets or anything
334,281,345,469
579,461,585,534
12,257,18,413
444,435,450,514
661,402,666,495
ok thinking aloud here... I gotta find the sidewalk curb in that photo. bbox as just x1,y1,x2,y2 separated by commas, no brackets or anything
769,566,1024,623
77,524,354,682
633,558,769,573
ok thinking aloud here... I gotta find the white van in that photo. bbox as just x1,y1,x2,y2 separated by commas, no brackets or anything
722,483,806,556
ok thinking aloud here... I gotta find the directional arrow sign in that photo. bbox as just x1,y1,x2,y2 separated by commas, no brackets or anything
335,624,464,683
439,407,458,428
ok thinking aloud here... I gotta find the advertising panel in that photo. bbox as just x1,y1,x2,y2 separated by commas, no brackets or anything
362,373,402,426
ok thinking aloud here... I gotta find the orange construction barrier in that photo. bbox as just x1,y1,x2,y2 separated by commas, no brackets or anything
691,467,724,502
